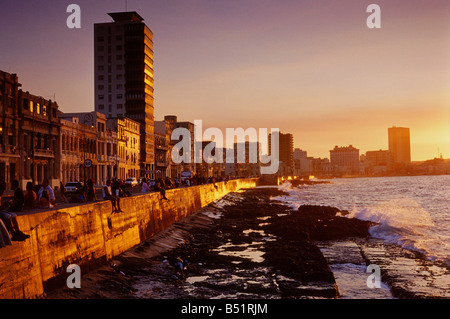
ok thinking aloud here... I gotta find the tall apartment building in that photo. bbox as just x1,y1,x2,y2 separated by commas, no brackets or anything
388,126,411,164
94,11,155,179
268,132,294,176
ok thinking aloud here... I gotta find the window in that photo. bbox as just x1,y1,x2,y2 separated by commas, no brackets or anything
42,105,47,116
23,98,29,110
117,94,123,99
98,75,104,81
36,103,41,115
117,104,123,109
98,104,104,110
98,95,104,100
98,85,104,91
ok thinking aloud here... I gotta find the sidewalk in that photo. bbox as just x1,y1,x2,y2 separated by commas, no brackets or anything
0,185,157,217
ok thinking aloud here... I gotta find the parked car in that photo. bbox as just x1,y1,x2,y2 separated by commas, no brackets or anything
125,177,138,187
64,182,80,196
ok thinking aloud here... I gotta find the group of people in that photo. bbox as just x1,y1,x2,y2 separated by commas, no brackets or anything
141,177,169,200
0,179,56,245
102,178,129,213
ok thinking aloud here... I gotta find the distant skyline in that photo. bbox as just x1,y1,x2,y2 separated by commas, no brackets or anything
0,0,448,161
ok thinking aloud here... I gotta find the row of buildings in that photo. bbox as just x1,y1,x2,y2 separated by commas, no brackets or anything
0,67,266,190
293,127,450,177
1,11,447,190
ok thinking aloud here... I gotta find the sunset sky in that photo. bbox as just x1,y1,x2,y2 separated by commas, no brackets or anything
0,0,448,161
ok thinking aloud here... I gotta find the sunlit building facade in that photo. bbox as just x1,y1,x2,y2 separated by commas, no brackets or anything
388,126,411,165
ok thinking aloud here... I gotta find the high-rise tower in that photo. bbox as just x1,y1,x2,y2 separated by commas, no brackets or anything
388,126,411,164
94,11,155,178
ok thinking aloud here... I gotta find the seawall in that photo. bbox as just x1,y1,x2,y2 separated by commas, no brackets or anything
0,178,257,299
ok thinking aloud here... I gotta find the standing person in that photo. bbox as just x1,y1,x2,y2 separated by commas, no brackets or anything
86,179,97,202
0,182,5,208
37,179,56,207
103,179,122,213
155,178,168,200
23,181,37,209
59,181,69,203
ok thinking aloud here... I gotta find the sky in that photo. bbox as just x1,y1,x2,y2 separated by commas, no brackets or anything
0,0,449,161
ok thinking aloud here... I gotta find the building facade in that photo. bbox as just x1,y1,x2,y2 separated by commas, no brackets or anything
330,145,360,176
0,71,21,189
388,126,411,165
0,70,61,189
94,11,155,179
268,132,294,176
107,117,141,181
154,120,170,179
60,112,118,185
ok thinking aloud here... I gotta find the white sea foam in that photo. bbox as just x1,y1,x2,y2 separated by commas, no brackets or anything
271,176,450,265
348,199,437,258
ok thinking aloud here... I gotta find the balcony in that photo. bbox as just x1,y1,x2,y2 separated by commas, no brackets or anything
156,161,168,167
34,148,55,158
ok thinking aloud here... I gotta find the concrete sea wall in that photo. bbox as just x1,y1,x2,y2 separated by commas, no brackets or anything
0,179,257,299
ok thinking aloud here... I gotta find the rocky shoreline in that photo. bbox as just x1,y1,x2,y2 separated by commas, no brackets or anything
47,185,450,299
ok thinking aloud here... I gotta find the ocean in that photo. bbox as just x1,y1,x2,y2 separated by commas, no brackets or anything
274,175,450,267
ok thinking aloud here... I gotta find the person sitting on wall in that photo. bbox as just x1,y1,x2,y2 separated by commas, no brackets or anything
141,178,151,193
37,179,56,207
39,190,53,209
0,180,30,241
23,181,37,209
155,178,168,201
86,179,97,202
103,179,122,213
0,218,12,247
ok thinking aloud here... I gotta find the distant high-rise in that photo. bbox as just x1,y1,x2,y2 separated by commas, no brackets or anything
94,11,155,178
268,132,294,176
388,127,411,164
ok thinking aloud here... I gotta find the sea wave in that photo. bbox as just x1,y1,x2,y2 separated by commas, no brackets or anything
346,200,449,265
274,181,450,266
